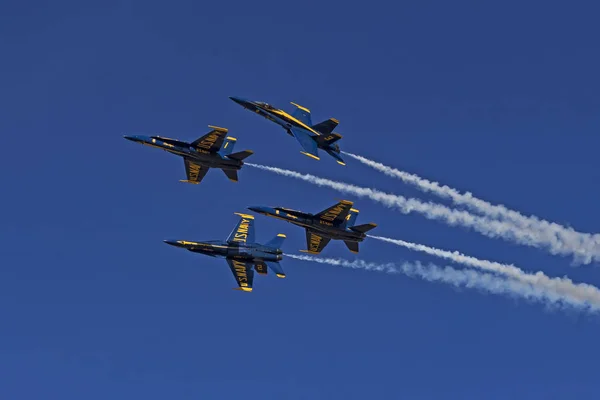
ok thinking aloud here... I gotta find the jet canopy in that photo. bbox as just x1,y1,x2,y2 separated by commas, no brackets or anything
256,101,274,110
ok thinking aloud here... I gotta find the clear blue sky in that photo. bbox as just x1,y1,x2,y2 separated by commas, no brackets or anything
2,1,600,398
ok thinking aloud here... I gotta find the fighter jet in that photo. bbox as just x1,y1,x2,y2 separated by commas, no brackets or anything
124,125,253,184
229,96,345,165
248,200,376,254
164,213,287,292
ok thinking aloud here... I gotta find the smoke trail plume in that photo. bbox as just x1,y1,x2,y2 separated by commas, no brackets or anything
343,152,600,265
287,254,598,313
369,235,600,309
247,163,599,263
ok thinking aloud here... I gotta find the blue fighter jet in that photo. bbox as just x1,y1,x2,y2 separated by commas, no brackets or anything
164,213,287,292
248,200,377,254
229,97,345,165
124,125,253,184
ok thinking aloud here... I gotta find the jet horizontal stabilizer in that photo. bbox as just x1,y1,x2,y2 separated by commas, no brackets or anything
222,169,238,182
226,150,254,161
349,223,377,234
343,240,359,253
266,261,286,278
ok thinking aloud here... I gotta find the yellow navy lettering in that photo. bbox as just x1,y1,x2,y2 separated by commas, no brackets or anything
232,218,251,243
321,204,346,222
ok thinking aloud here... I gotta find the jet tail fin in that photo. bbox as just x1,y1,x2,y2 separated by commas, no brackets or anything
345,208,359,228
264,233,286,250
343,240,359,254
349,223,377,234
312,118,339,135
222,169,238,182
219,137,237,156
226,150,253,161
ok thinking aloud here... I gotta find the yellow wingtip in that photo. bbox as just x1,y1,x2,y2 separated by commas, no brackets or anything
300,151,320,160
277,233,286,237
234,212,255,219
276,274,286,279
208,125,228,132
337,161,346,166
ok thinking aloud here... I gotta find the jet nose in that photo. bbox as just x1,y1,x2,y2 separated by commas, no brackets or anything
123,135,144,143
163,239,182,247
229,96,250,107
247,206,269,215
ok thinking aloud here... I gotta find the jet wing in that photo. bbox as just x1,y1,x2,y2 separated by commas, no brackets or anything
191,125,229,153
301,229,331,254
226,213,255,244
227,259,255,292
181,158,209,184
315,200,354,226
289,126,319,160
290,102,313,126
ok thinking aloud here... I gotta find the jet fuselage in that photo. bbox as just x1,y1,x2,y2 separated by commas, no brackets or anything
247,206,366,242
124,135,243,170
230,97,318,137
164,239,283,262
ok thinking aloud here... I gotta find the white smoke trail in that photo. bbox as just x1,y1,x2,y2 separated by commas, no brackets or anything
286,254,598,313
343,152,600,265
369,235,600,310
246,163,598,263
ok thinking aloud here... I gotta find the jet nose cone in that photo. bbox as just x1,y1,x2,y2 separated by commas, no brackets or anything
163,239,181,247
247,206,265,214
124,135,144,143
229,96,249,107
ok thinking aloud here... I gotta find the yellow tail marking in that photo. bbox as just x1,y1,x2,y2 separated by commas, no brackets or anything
350,208,359,213
226,136,237,141
179,180,200,184
290,102,310,113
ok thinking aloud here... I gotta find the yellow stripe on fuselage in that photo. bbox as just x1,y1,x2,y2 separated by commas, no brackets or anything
267,108,320,135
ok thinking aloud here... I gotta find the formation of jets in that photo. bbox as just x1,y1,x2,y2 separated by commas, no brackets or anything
124,98,378,291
